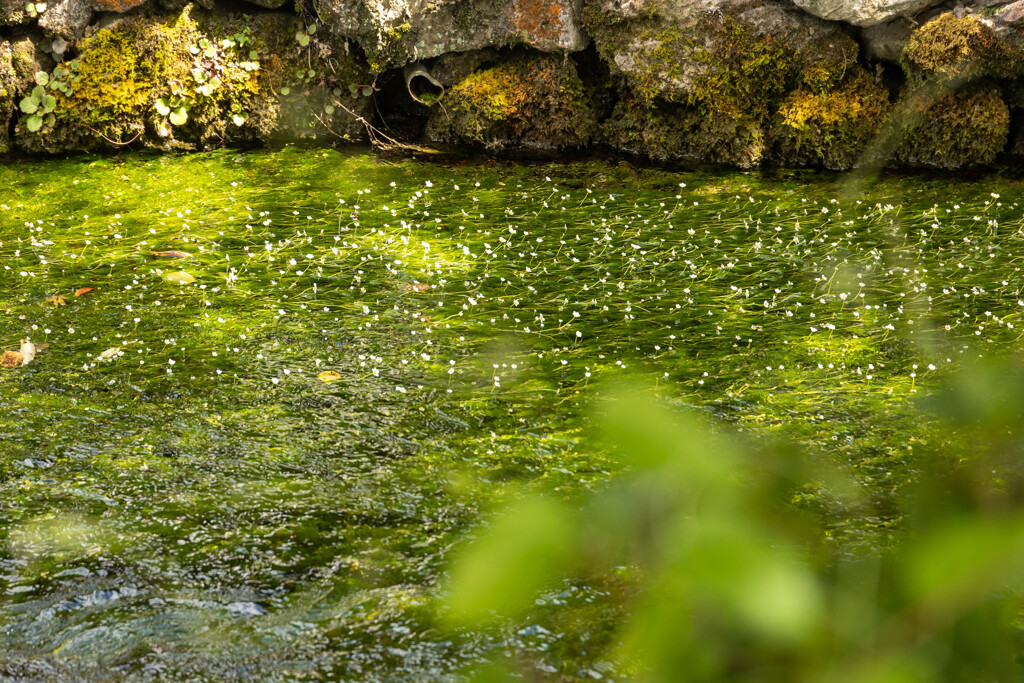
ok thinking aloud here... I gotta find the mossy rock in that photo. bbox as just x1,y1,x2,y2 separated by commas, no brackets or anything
894,86,1009,168
583,0,859,123
602,96,766,168
773,68,891,170
14,7,372,153
0,42,15,154
425,53,597,150
0,0,27,25
901,13,1020,83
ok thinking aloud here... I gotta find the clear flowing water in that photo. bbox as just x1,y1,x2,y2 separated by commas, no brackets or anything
2,148,1024,680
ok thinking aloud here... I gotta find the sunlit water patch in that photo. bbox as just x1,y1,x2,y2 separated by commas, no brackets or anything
2,149,1024,679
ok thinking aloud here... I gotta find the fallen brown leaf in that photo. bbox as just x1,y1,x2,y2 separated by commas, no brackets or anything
402,282,431,293
1,351,23,368
150,250,193,258
317,370,342,383
74,287,94,297
44,294,67,309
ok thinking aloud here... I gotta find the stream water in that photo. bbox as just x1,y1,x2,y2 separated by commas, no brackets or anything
2,148,1024,680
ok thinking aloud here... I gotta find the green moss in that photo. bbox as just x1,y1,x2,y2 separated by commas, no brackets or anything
585,3,856,129
426,54,597,150
603,96,765,169
894,86,1009,168
901,14,1017,83
774,69,891,170
13,8,373,152
0,43,13,154
364,22,411,74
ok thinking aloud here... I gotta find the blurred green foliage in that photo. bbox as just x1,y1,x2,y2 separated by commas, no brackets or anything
445,364,1024,681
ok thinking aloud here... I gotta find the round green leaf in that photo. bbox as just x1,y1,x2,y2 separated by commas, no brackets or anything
324,104,335,115
169,107,188,126
19,96,40,114
42,94,56,113
280,86,290,96
25,114,42,133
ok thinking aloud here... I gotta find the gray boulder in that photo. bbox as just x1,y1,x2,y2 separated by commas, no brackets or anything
861,17,913,61
38,0,92,41
316,0,588,72
790,0,946,27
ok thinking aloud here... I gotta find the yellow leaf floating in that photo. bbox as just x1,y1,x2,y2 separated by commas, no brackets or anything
163,271,196,285
317,370,342,383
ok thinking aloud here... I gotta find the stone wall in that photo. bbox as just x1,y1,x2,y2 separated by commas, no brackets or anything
1,0,1023,168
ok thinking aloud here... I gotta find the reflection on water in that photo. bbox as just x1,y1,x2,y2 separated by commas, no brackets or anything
2,148,1024,678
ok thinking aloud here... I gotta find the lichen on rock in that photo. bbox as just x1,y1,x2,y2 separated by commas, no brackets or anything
425,53,597,149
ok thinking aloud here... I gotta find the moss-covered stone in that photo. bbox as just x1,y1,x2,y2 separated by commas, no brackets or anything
894,86,1009,168
773,68,891,170
363,22,412,74
1,0,28,25
602,96,766,168
13,7,372,152
901,14,1018,84
425,53,597,149
0,43,16,154
583,0,858,119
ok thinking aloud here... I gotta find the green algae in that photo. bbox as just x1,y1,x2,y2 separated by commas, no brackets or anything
3,149,1024,677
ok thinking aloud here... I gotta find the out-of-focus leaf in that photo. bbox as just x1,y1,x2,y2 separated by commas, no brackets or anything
903,515,1024,617
317,370,341,383
444,497,576,626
